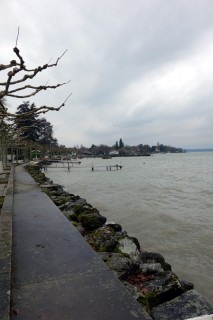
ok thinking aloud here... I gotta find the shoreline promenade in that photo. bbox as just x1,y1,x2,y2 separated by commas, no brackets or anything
9,165,151,319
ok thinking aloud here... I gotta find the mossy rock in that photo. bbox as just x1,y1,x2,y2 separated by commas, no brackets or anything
86,226,117,252
138,291,159,312
41,188,53,196
128,236,140,251
71,221,86,235
53,196,71,206
113,243,124,254
141,271,184,306
78,212,106,230
0,179,8,184
106,222,122,232
68,212,79,222
73,204,88,215
140,251,172,271
73,205,98,216
99,252,140,280
26,165,48,184
118,236,141,265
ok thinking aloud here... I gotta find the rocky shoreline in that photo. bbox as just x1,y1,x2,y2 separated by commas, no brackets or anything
26,163,213,320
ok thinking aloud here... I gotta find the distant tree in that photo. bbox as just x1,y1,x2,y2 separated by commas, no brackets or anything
137,144,143,153
90,144,96,150
15,101,60,159
99,144,110,155
151,146,156,153
143,144,151,154
115,141,119,150
119,138,124,149
16,101,40,142
159,144,166,153
38,118,54,146
89,144,109,155
90,144,99,155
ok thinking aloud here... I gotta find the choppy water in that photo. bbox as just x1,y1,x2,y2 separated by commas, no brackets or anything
45,152,213,305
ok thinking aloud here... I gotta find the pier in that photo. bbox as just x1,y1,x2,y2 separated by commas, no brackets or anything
43,160,81,170
92,164,123,171
42,160,123,172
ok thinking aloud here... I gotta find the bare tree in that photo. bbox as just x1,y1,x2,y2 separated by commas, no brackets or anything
0,28,71,121
0,29,71,167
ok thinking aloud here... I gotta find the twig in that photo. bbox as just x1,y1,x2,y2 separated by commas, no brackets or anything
15,26,20,47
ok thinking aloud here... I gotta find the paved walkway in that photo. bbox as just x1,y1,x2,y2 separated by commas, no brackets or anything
11,165,151,320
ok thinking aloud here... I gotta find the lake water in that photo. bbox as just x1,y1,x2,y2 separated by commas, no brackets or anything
45,152,213,305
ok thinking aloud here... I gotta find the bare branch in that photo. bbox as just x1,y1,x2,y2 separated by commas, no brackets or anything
53,49,68,66
0,60,18,72
13,46,25,69
62,92,72,105
0,35,71,123
47,58,52,65
0,50,68,88
0,92,72,118
32,92,72,115
7,80,71,97
15,26,20,47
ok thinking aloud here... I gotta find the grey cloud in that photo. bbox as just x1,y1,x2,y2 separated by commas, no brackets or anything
1,0,213,148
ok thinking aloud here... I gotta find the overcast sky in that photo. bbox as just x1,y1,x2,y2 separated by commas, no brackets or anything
1,0,213,149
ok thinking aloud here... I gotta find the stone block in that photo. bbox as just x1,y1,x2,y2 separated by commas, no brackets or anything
152,290,213,320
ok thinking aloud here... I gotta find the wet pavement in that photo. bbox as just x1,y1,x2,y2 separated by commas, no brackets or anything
11,165,151,320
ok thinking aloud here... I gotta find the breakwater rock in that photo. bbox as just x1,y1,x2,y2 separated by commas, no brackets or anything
26,164,213,319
